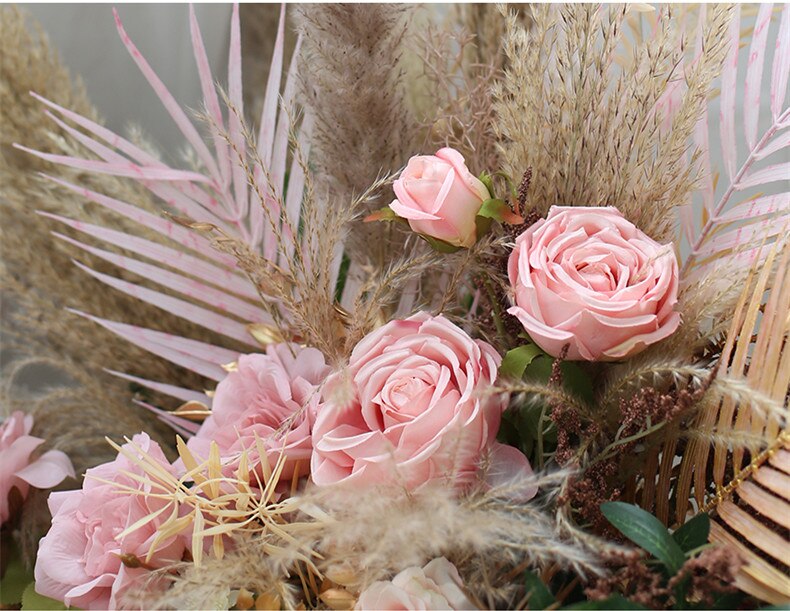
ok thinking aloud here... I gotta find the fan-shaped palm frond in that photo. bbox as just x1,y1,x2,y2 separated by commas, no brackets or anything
15,4,342,432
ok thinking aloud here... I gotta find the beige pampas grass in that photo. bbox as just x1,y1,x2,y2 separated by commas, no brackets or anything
295,4,420,274
493,5,731,244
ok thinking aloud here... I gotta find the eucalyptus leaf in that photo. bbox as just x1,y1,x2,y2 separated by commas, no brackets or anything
524,570,555,610
21,583,67,610
563,595,647,609
500,344,543,379
600,502,686,573
672,513,710,554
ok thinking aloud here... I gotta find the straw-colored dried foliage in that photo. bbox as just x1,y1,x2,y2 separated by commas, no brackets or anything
129,460,612,610
418,26,502,174
699,243,789,605
416,4,531,173
494,4,731,244
295,4,421,274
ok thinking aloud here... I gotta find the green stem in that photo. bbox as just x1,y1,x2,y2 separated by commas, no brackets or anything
482,276,506,340
536,402,548,470
588,420,668,467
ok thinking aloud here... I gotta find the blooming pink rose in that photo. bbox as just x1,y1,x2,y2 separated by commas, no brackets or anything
508,206,680,361
356,557,475,611
389,147,490,248
35,433,185,610
1,411,74,524
311,313,533,492
188,344,330,483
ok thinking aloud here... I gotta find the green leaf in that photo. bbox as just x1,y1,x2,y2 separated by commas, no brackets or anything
524,570,555,610
363,206,401,223
21,583,67,610
500,344,544,379
478,171,495,196
672,513,710,554
496,412,520,446
600,502,686,573
559,362,595,405
419,234,462,253
474,214,493,239
563,595,647,609
478,198,510,219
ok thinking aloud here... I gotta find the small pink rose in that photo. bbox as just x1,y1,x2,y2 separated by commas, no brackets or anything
508,206,680,361
34,433,185,610
356,557,476,610
390,147,490,248
311,313,533,492
0,411,74,525
188,344,330,483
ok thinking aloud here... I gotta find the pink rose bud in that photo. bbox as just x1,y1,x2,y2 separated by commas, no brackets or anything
355,557,475,610
508,206,680,361
390,147,490,248
1,411,74,525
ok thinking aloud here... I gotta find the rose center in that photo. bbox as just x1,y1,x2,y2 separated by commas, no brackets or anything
381,376,431,420
576,259,618,292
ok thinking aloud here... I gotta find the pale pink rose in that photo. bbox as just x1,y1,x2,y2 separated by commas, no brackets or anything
311,313,534,492
188,344,330,483
390,147,490,248
508,206,680,361
356,557,476,611
35,433,185,610
1,411,74,524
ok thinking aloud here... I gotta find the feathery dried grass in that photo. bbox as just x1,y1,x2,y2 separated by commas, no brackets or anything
295,4,420,274
185,99,392,362
417,26,502,173
135,469,611,610
493,5,732,244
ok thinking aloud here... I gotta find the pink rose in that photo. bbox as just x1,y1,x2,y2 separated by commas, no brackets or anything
356,557,475,611
188,344,330,483
35,433,185,610
311,313,533,491
389,147,490,248
508,206,680,361
1,411,74,524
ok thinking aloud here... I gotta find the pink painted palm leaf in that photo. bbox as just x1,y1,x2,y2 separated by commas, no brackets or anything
18,5,324,412
683,4,790,278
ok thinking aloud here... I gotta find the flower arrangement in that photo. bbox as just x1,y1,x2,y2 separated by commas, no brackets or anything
1,3,789,610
